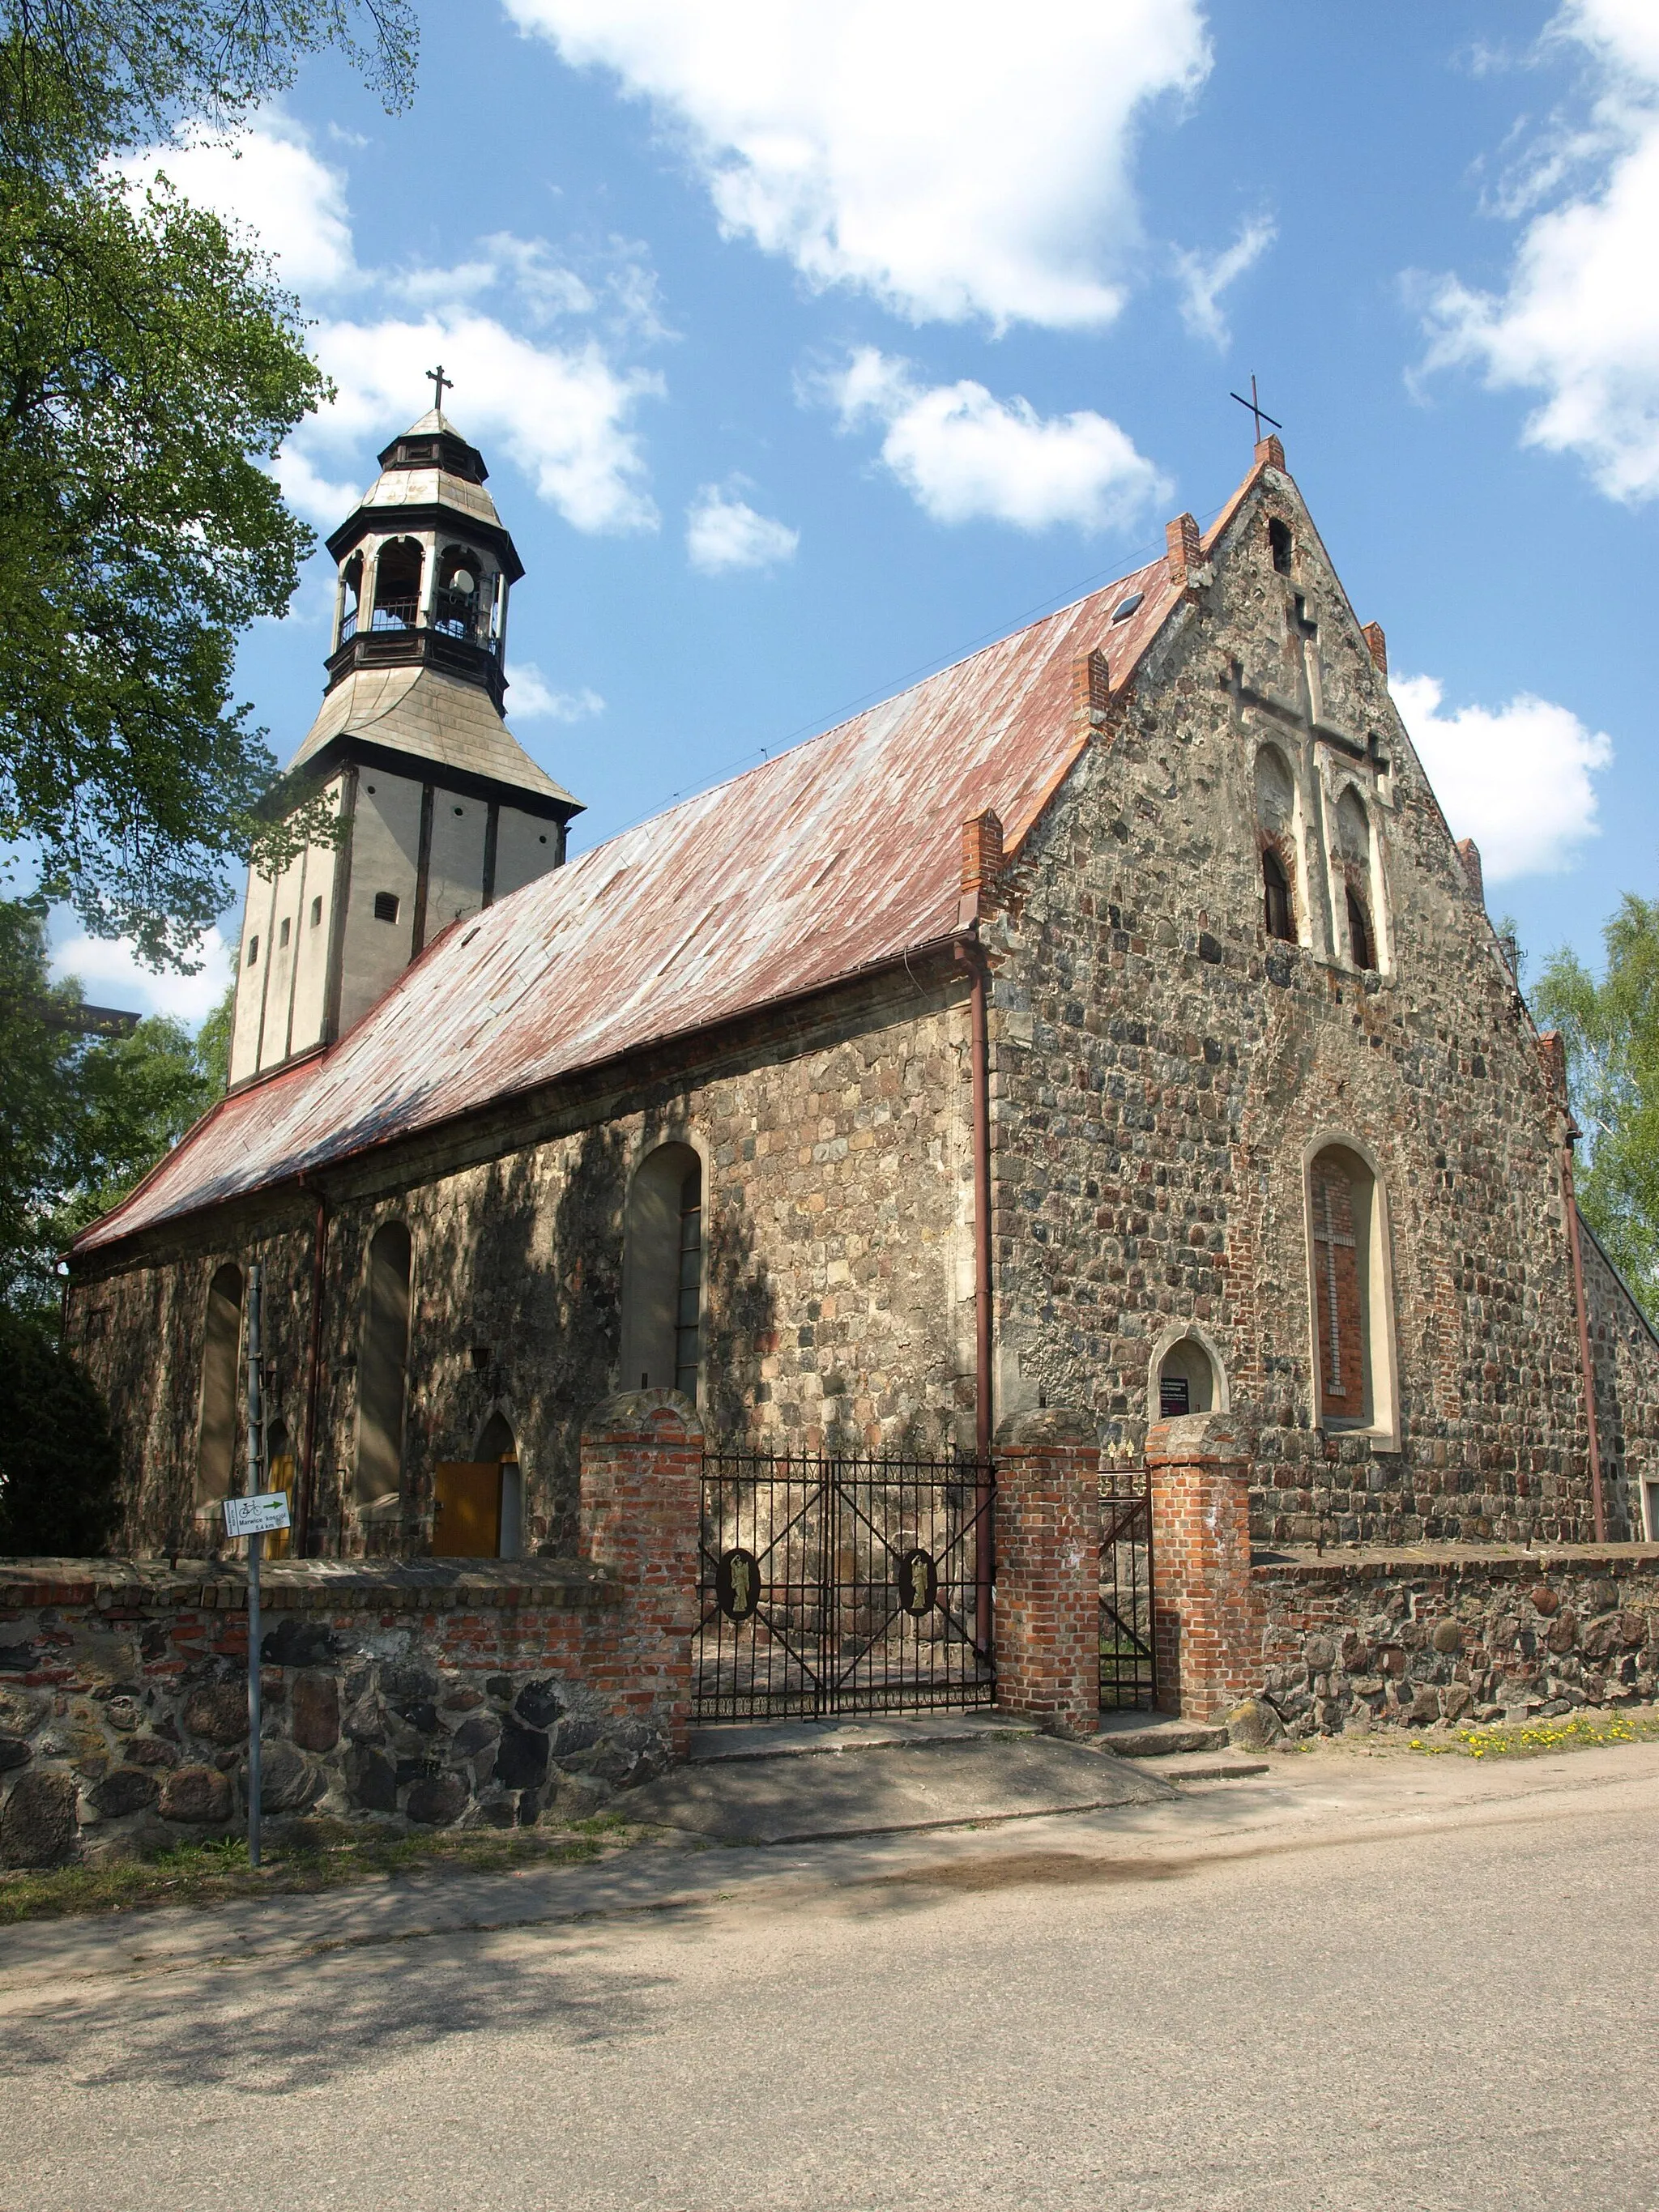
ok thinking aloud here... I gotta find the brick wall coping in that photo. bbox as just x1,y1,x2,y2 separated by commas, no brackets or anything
0,1555,621,1614
1252,1542,1659,1582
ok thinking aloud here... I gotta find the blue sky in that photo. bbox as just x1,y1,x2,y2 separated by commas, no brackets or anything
56,0,1659,1022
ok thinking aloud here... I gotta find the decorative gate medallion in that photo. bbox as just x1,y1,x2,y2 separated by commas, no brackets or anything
695,1452,994,1721
1100,1468,1157,1710
897,1548,938,1617
715,1548,761,1621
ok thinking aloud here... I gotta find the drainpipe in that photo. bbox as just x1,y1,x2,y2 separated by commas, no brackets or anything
955,939,995,1467
954,808,1003,1656
1561,1127,1608,1542
297,1178,331,1556
954,936,995,1654
1540,1029,1606,1541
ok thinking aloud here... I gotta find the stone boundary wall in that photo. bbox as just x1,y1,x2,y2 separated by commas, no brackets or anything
1243,1546,1659,1741
0,1392,702,1871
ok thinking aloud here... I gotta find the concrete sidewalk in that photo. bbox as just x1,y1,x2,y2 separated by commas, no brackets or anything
625,1727,1173,1843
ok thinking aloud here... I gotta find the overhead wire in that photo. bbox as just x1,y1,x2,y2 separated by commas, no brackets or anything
582,495,1233,848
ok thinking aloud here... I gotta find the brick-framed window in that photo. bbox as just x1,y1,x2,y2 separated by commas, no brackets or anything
1303,1138,1400,1446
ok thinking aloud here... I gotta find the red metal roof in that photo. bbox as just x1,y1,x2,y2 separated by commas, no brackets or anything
76,543,1191,1254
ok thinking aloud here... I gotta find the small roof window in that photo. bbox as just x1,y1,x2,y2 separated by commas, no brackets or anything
1111,591,1144,624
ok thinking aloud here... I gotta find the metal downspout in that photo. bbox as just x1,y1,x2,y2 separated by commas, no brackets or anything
297,1178,330,1556
1561,1129,1608,1541
954,936,994,1651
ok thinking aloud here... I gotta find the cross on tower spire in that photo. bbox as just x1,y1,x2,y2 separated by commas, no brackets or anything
425,363,454,412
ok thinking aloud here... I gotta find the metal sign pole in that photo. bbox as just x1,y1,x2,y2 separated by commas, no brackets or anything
245,1259,265,1869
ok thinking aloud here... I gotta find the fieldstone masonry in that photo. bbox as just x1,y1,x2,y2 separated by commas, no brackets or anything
0,1395,701,1868
1247,1548,1659,1738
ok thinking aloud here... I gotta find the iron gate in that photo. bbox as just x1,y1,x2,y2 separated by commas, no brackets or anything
1100,1467,1157,1709
695,1451,996,1721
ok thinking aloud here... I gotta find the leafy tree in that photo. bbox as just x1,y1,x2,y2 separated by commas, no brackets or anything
0,895,224,1306
0,0,416,966
0,1302,122,1554
1534,893,1659,1319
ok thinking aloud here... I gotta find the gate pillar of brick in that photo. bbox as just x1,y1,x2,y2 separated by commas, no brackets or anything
1145,1413,1256,1720
993,1407,1101,1736
579,1389,704,1762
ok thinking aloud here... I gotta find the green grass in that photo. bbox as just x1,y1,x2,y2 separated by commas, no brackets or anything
0,1812,642,1926
1406,1711,1659,1761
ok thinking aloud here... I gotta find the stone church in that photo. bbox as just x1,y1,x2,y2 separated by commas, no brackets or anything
66,407,1659,1565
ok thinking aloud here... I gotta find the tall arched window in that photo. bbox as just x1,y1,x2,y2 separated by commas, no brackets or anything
356,1222,412,1505
1255,745,1299,945
1305,1142,1398,1442
620,1141,705,1402
195,1263,243,1506
1334,786,1380,971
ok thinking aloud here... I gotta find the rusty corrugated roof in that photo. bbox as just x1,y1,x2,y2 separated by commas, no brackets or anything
75,540,1191,1254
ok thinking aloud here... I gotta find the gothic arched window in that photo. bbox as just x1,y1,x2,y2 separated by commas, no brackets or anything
1255,745,1299,945
1334,786,1382,972
1305,1143,1397,1442
356,1222,412,1506
620,1141,705,1403
195,1263,243,1506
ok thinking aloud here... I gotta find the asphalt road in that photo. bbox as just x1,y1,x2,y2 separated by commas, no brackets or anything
4,1742,1657,2212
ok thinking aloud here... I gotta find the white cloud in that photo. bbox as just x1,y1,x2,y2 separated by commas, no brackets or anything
50,928,235,1027
686,483,800,573
123,117,665,536
820,348,1167,532
503,0,1209,329
1174,215,1275,347
1392,674,1613,880
1422,2,1659,501
509,667,606,721
297,313,661,534
117,118,356,292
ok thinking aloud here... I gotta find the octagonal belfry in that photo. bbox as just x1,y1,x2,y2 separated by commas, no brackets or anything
226,403,584,1089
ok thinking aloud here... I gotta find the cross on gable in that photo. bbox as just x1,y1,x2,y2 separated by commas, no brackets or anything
426,364,454,411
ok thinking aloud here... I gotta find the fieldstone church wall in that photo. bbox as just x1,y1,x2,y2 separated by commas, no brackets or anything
69,974,971,1561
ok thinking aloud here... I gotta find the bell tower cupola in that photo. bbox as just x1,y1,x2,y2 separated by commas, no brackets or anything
225,379,584,1090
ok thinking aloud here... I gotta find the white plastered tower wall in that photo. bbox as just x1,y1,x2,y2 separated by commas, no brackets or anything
227,407,582,1088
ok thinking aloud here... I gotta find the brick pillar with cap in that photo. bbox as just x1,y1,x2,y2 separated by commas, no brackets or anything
993,1407,1101,1735
1145,1413,1257,1720
579,1389,703,1760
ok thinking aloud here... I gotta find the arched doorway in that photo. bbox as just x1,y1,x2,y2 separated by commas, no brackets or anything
433,1411,522,1559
